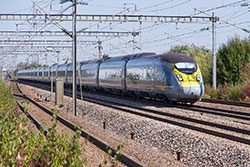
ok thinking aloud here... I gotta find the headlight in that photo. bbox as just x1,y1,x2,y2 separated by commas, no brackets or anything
196,75,200,81
176,74,183,81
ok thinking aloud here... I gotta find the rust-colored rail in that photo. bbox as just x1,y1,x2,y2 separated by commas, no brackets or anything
202,98,250,108
14,81,144,167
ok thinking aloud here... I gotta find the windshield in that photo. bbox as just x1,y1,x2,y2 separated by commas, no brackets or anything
174,62,197,74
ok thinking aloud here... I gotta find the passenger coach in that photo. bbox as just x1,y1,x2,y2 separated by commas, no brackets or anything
17,52,204,104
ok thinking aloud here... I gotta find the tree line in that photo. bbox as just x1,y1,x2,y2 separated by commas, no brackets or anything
16,36,250,101
167,36,250,86
167,36,250,101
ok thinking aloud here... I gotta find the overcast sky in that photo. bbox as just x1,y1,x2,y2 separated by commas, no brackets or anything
0,0,250,68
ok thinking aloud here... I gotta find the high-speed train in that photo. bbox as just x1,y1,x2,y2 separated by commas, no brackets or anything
17,53,204,104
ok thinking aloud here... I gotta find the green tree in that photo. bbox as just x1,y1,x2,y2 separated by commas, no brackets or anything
168,44,212,85
17,62,47,70
217,36,250,85
102,54,110,59
239,62,250,83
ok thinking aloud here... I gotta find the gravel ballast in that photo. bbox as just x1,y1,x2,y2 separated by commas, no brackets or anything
22,84,250,167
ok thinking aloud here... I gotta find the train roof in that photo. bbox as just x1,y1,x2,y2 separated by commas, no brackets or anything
43,66,51,71
102,52,157,62
102,55,130,62
57,64,70,71
130,52,156,59
37,67,46,71
81,59,102,65
17,69,25,73
67,63,81,70
158,53,197,63
51,65,58,71
28,68,37,72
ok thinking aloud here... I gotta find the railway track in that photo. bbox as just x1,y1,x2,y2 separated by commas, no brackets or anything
78,93,250,145
173,103,250,122
10,81,50,135
18,80,250,145
11,81,144,167
201,98,250,108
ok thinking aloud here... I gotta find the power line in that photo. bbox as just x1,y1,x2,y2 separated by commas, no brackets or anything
194,8,249,34
145,0,192,13
194,0,247,15
136,0,175,11
31,0,72,37
220,6,242,20
227,10,249,21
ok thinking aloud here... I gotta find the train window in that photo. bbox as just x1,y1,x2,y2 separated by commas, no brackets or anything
175,62,197,74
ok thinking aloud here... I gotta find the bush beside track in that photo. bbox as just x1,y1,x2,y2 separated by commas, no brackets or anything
0,80,86,166
204,83,250,102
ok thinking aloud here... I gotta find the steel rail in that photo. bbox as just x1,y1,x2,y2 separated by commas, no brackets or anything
76,94,250,145
175,104,250,121
18,80,250,145
10,82,50,136
97,98,250,135
15,81,144,167
201,98,250,108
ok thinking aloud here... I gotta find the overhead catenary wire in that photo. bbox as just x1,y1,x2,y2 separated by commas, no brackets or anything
144,0,192,13
194,8,250,33
31,0,72,37
2,0,250,65
225,10,249,21
143,19,250,50
220,6,243,20
194,0,247,15
11,0,75,44
136,0,175,12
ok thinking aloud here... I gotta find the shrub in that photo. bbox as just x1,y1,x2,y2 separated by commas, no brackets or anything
0,81,124,166
204,84,217,98
205,82,250,102
241,82,250,102
227,85,241,101
0,81,86,166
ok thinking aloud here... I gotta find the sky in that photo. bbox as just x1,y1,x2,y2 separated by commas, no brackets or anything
0,0,250,69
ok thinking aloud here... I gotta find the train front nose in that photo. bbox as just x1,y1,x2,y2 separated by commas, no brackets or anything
178,85,203,100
